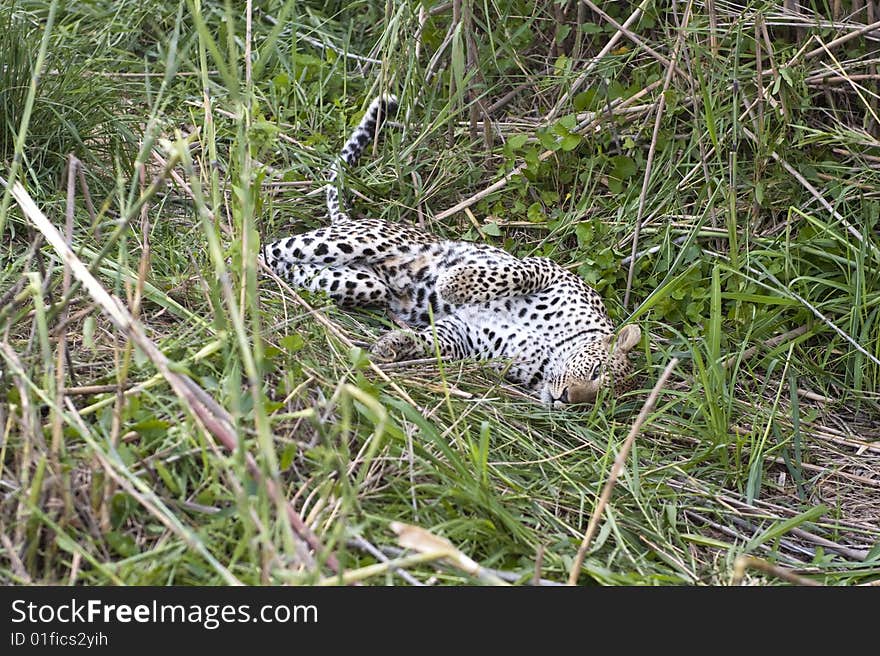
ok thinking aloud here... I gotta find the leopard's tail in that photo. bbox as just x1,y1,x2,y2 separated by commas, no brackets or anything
326,94,398,223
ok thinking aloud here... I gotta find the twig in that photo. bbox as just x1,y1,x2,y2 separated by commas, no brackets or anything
723,324,809,369
462,0,492,149
316,551,444,586
547,0,650,121
414,3,427,62
810,39,880,127
673,475,878,546
732,555,821,586
428,1,453,16
347,535,425,586
391,521,509,585
759,11,789,121
39,145,188,329
806,73,880,84
411,170,426,230
682,479,873,561
63,384,132,396
785,525,869,562
830,147,880,164
532,544,545,587
707,0,718,55
683,509,794,562
424,17,457,85
568,357,679,585
571,0,587,62
487,66,552,115
578,0,688,78
800,18,880,63
67,551,81,585
726,515,818,561
767,455,880,490
375,544,564,585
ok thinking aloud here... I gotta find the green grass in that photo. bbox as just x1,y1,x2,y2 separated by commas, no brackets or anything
1,0,879,586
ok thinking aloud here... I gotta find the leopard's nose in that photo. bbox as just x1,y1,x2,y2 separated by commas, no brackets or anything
553,388,569,404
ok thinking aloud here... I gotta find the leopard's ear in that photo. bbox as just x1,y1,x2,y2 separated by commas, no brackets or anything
612,324,641,354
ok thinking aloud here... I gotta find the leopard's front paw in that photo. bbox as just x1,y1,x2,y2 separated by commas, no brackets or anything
370,331,423,362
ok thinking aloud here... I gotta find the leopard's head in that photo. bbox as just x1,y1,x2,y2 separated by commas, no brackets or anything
541,324,642,407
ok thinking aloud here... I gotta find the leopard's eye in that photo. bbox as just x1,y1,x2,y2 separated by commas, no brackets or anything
589,364,602,381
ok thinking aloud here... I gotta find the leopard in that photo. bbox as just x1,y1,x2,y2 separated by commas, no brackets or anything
260,94,641,407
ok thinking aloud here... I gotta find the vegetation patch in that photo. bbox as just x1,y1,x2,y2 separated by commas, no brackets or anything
1,1,878,585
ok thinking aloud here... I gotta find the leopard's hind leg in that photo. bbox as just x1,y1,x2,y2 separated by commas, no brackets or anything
259,220,424,308
261,219,430,271
267,260,389,307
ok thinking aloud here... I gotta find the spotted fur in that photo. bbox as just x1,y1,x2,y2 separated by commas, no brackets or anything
261,95,640,406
